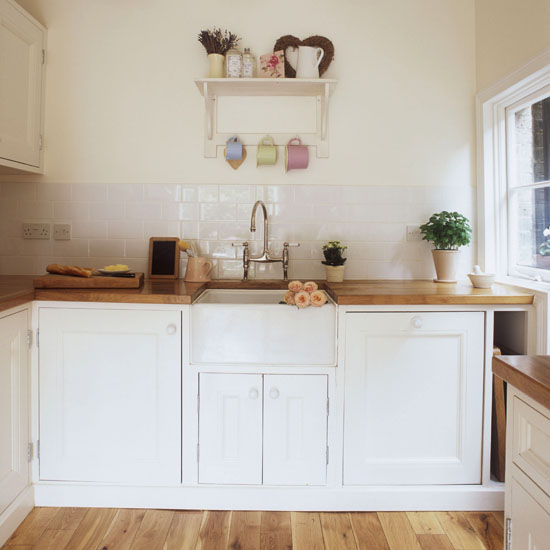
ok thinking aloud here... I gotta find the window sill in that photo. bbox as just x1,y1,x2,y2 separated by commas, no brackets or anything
497,275,550,295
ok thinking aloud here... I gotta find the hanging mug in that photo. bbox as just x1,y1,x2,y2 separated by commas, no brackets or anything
296,46,324,79
285,138,309,172
184,256,213,282
225,136,243,160
257,136,277,166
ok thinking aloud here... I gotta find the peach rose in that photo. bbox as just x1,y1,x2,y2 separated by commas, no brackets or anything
288,280,303,293
283,290,295,305
294,290,311,308
310,290,328,307
303,281,318,293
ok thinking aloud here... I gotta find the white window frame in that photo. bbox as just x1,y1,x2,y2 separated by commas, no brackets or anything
477,48,550,283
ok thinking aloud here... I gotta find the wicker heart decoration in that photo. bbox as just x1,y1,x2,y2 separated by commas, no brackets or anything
273,35,334,78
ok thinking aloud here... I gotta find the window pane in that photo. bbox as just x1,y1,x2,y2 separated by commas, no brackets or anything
514,186,550,270
513,96,550,185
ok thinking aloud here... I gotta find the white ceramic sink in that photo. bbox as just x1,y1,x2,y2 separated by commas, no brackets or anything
191,289,336,366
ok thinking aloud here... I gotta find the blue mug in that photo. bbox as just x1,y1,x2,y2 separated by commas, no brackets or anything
225,136,243,160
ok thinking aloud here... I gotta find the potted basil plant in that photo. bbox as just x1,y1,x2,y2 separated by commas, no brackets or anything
322,241,347,282
419,211,471,282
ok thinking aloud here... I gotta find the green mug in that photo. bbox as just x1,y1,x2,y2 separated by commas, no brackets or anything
257,136,277,166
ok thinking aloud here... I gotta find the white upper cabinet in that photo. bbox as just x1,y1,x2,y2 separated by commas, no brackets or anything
38,307,181,485
0,0,45,172
344,312,484,485
0,310,29,515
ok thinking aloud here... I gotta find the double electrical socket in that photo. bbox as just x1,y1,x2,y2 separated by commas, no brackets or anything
22,222,71,240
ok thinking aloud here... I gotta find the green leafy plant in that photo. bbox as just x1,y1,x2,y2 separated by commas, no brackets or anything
419,211,472,250
322,241,347,266
539,226,550,256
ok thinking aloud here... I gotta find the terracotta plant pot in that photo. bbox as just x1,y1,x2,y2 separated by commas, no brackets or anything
432,249,459,283
325,265,345,283
208,53,225,78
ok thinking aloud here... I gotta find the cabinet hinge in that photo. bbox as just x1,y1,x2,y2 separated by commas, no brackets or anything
27,442,33,462
326,446,329,465
42,49,45,64
505,518,512,550
39,135,43,151
26,329,32,348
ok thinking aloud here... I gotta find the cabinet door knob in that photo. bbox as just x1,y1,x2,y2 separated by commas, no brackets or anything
269,388,280,399
166,323,177,335
249,388,259,400
411,316,423,329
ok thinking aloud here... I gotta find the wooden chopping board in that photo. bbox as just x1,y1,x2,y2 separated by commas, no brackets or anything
34,272,144,289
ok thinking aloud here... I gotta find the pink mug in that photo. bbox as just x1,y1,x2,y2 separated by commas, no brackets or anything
184,256,213,282
285,137,309,172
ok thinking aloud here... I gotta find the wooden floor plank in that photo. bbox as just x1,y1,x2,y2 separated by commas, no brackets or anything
491,512,504,529
406,512,445,535
5,508,60,547
162,511,202,550
95,509,146,550
32,529,74,550
378,512,422,550
128,510,174,550
437,512,486,550
260,511,292,550
319,512,357,550
464,512,504,550
227,511,261,550
291,512,324,550
196,511,231,550
349,512,389,550
64,508,117,550
416,534,454,550
48,509,88,532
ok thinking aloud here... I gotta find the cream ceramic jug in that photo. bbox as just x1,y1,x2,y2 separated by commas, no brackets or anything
296,46,324,78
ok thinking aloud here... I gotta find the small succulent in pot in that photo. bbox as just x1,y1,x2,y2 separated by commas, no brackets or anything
419,211,471,282
322,241,347,282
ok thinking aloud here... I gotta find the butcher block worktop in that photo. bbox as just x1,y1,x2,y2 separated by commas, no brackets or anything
493,355,550,410
0,276,535,312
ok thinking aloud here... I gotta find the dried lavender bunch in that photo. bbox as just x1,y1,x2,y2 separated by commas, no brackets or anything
198,28,240,55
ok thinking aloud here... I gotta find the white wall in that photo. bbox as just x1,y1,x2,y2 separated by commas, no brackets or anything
475,0,550,92
0,0,478,278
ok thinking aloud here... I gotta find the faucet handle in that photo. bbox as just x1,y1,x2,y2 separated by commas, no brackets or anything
284,242,300,248
232,241,249,248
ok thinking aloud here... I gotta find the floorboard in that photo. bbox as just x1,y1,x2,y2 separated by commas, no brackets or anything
0,508,504,550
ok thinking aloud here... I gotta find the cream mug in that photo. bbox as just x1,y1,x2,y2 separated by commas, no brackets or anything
184,256,213,282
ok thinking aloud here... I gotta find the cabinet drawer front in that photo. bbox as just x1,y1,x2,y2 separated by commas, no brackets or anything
512,396,550,495
344,312,484,485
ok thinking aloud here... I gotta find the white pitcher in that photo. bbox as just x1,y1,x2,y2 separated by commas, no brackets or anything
296,46,324,78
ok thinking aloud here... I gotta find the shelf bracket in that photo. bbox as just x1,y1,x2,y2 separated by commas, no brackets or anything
203,82,216,157
321,82,329,141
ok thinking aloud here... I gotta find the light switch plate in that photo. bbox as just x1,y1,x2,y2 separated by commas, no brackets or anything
406,225,422,242
53,223,71,240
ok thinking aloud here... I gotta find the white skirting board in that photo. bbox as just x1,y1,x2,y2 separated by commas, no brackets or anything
34,484,504,512
0,486,34,547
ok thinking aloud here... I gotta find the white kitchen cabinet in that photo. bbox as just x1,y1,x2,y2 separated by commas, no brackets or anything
38,307,181,485
344,312,484,485
198,373,328,486
0,0,45,172
198,373,263,485
0,310,29,515
263,375,328,486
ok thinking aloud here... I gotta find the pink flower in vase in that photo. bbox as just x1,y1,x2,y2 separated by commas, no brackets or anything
288,280,303,293
283,290,295,305
310,290,328,307
303,281,318,293
295,291,311,309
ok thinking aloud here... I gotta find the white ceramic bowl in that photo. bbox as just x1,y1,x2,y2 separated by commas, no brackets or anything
468,273,496,288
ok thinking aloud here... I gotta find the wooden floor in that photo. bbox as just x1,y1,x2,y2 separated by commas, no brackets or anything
2,508,504,550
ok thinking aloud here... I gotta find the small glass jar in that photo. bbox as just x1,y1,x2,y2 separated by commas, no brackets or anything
226,48,243,78
242,48,256,78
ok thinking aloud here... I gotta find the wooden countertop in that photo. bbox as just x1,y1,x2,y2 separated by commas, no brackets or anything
0,276,535,311
0,275,35,313
493,355,550,410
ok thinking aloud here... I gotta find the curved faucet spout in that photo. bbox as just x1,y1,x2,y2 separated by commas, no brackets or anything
250,200,269,256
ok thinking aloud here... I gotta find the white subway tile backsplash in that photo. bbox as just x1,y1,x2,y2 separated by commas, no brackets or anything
0,183,477,279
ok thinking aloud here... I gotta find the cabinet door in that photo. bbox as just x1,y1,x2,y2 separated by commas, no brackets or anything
344,312,484,485
39,308,181,485
510,477,550,549
198,373,263,485
0,0,44,167
263,375,327,486
0,310,28,514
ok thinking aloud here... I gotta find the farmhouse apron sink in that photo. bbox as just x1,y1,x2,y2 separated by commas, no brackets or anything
190,289,336,365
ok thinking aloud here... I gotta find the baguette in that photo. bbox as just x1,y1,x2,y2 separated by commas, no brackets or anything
46,264,93,278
